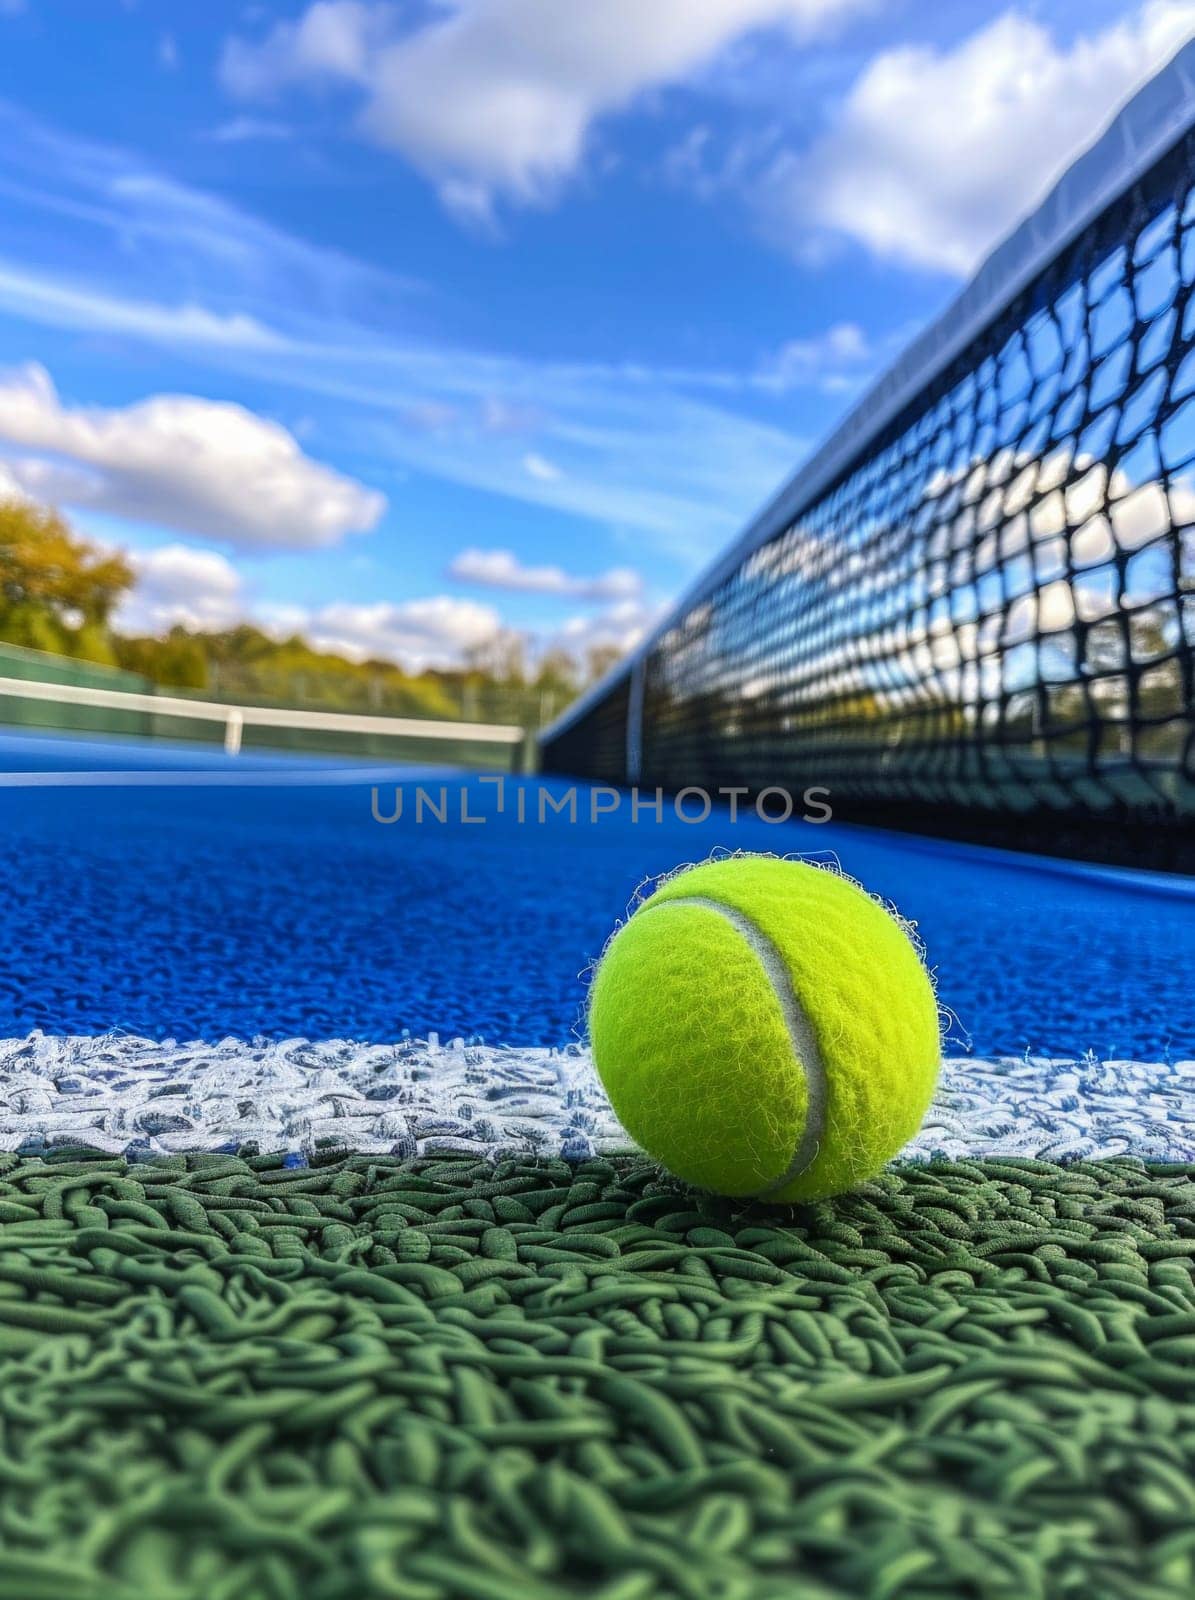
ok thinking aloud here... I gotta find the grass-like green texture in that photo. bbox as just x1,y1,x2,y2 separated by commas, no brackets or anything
0,1149,1191,1599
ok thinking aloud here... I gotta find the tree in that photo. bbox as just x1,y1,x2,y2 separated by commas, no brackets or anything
0,498,132,624
534,648,580,695
464,629,528,686
0,493,612,722
0,497,133,662
583,643,624,685
114,627,209,690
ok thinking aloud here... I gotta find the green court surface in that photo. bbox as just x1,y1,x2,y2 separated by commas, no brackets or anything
0,1150,1192,1599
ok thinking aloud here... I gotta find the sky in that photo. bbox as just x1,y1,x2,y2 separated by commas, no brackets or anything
0,0,1191,674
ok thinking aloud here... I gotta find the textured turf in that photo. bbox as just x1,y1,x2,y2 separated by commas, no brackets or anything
0,1150,1192,1599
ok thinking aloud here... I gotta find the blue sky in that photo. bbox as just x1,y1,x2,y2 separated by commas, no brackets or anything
0,0,1190,672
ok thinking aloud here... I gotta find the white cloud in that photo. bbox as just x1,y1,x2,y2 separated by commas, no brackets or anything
109,539,507,671
0,255,803,555
0,459,27,499
221,1,389,98
554,597,664,658
221,0,866,216
758,1,1195,275
295,596,505,670
481,397,542,434
755,321,872,393
254,588,647,673
0,364,385,551
396,397,544,435
401,400,462,434
0,263,283,351
0,108,804,562
0,101,420,323
661,123,761,207
114,545,246,635
159,33,179,71
450,546,642,599
206,117,295,144
523,451,562,483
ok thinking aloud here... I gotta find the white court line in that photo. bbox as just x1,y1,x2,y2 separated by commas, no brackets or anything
0,767,461,788
1,1035,1191,1164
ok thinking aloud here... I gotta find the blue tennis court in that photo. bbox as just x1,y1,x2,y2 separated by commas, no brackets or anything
2,728,1192,1059
0,29,1193,1599
1,724,1193,1600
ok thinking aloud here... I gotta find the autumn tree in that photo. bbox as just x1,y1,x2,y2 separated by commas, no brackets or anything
0,497,133,661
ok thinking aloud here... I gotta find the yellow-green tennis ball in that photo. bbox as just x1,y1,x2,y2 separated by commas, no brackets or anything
589,855,940,1203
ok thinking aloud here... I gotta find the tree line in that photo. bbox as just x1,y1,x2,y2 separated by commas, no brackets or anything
0,496,619,727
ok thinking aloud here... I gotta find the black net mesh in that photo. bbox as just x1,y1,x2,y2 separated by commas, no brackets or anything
544,131,1195,869
540,671,631,788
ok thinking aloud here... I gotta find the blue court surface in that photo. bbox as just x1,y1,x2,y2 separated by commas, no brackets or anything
1,728,1191,1061
1,729,1192,1600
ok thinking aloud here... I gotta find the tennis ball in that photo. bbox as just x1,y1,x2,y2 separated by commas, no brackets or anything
588,855,940,1203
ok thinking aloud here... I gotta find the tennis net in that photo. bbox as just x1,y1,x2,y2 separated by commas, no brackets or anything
541,43,1195,870
0,674,529,772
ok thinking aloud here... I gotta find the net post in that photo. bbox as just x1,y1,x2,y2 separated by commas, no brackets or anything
224,708,244,757
626,658,644,786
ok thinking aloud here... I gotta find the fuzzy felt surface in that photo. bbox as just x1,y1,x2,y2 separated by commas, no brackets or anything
589,901,808,1196
591,858,940,1201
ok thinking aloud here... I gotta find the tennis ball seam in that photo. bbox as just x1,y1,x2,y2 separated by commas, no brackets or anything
638,892,828,1197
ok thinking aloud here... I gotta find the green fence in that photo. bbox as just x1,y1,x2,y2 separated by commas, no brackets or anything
0,644,533,769
0,643,157,738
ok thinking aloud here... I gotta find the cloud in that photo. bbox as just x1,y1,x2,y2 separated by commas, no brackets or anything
205,117,295,144
110,535,653,672
0,107,805,561
754,321,872,394
0,458,28,499
449,547,642,599
289,595,505,670
397,397,544,436
480,397,543,435
370,392,801,560
114,544,246,635
401,400,462,434
221,0,866,217
110,539,507,671
221,1,389,98
0,101,422,323
0,363,385,551
127,557,656,673
0,263,284,351
660,123,760,206
522,451,562,483
553,597,664,658
757,1,1195,275
0,253,803,555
